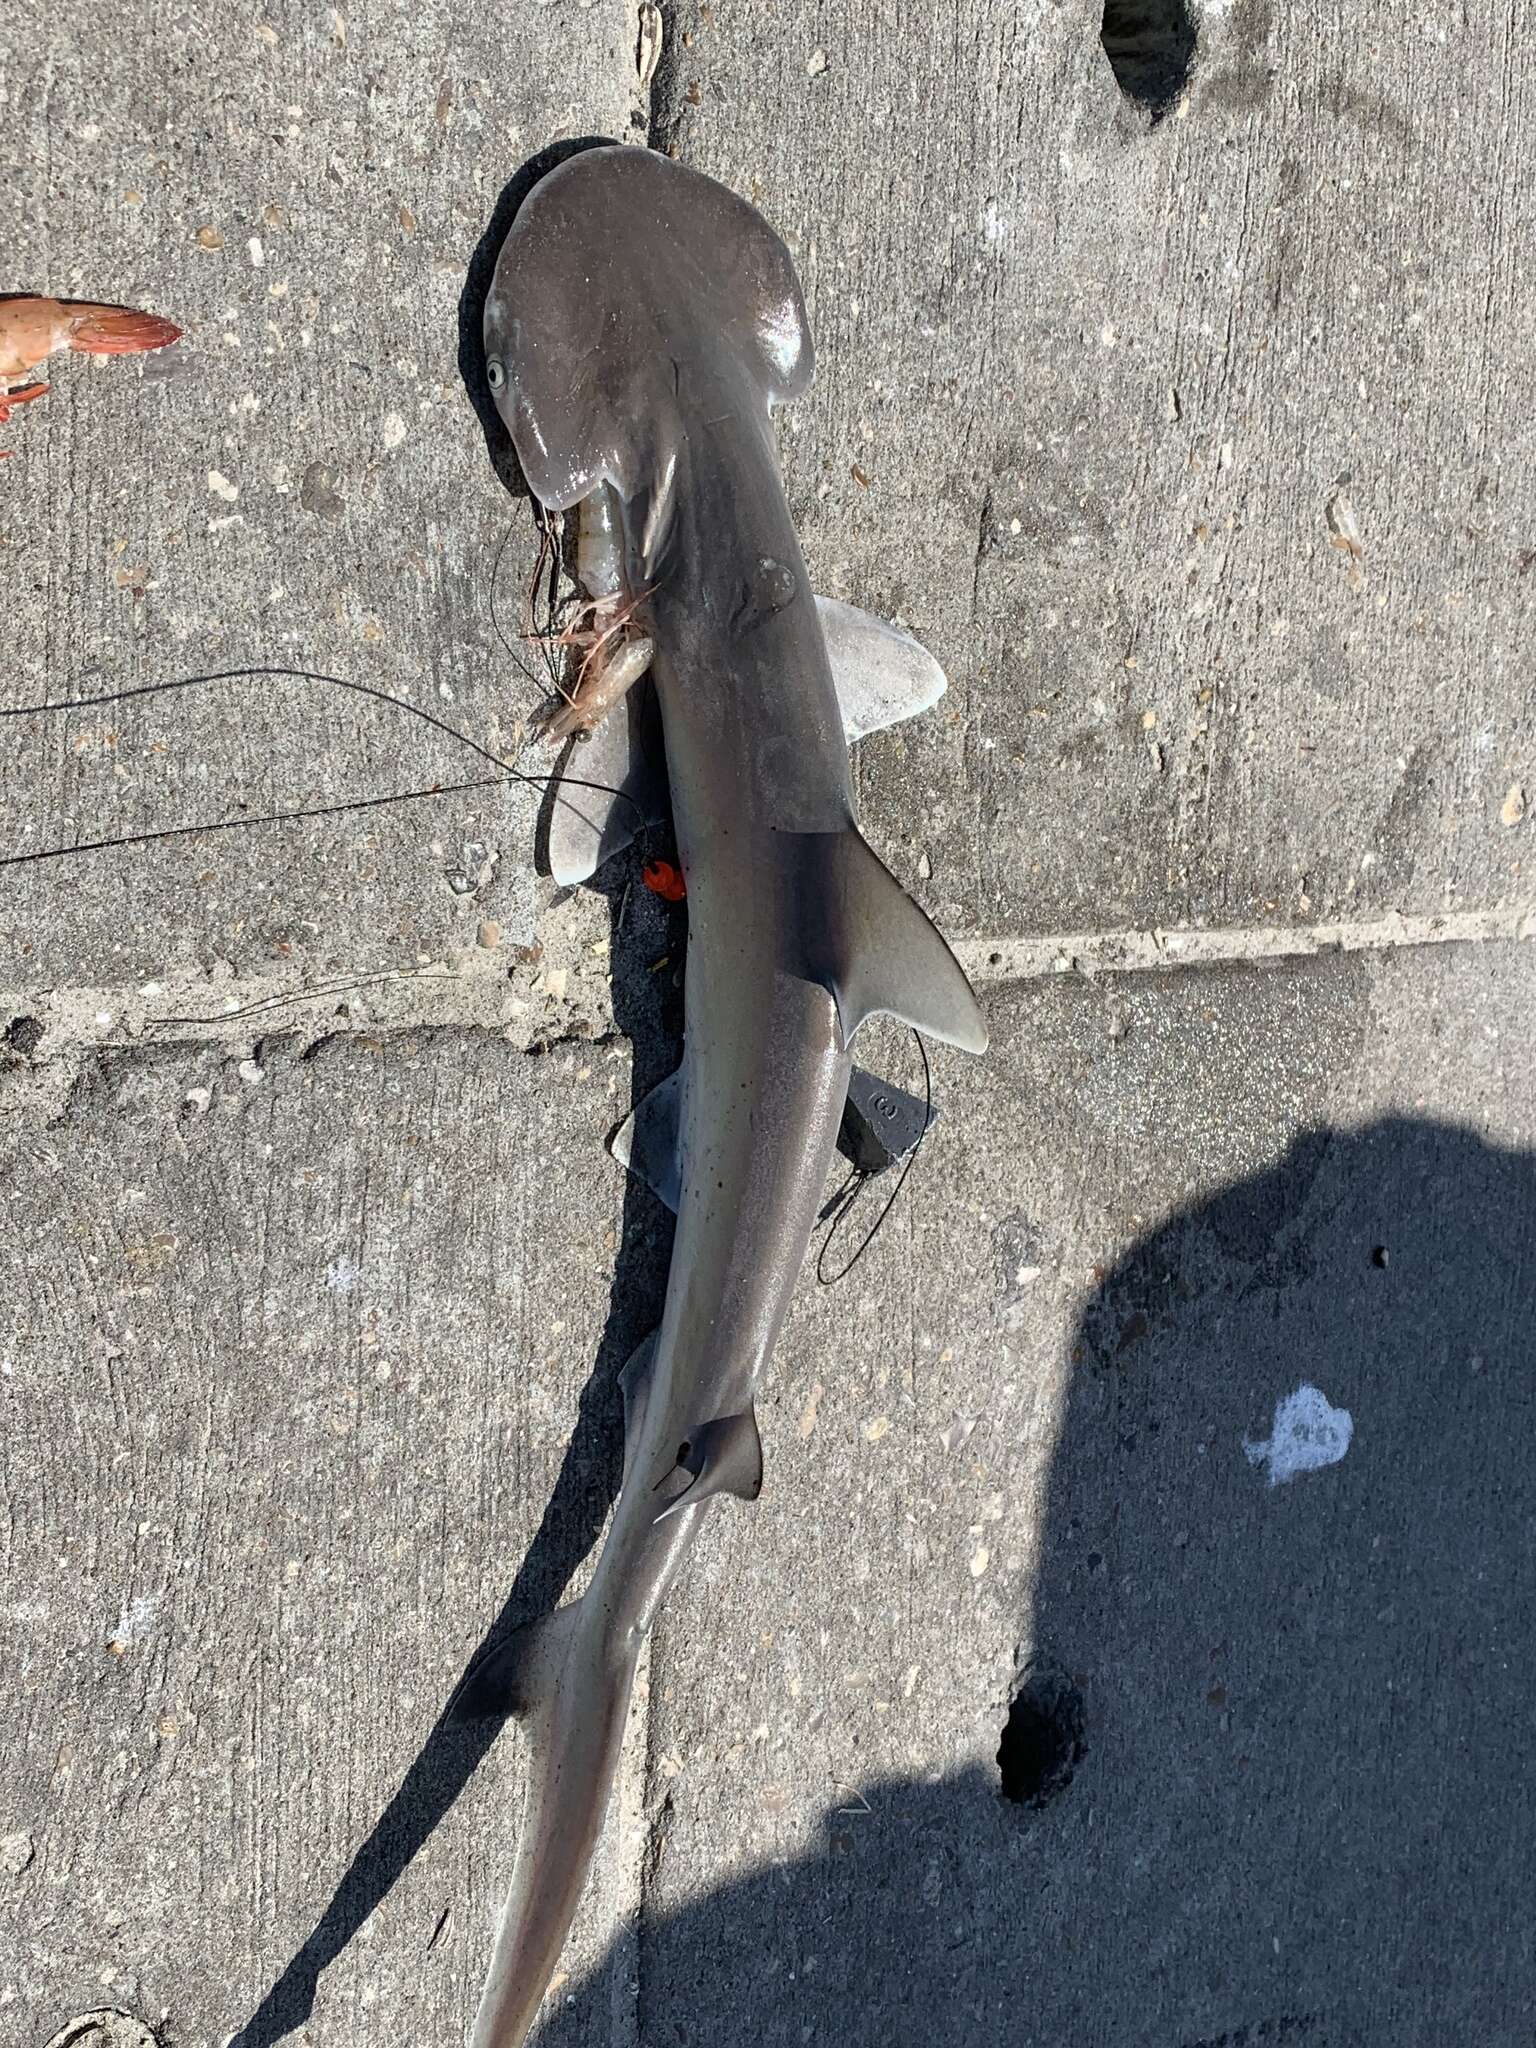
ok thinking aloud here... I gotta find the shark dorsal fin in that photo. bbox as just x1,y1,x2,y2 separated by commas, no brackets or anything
609,1064,684,1211
783,829,988,1055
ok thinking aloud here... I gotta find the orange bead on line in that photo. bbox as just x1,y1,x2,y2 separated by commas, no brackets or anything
642,859,686,903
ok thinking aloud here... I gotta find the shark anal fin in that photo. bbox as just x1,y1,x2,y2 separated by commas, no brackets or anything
619,1330,659,1489
785,829,988,1056
608,1065,684,1212
815,595,947,742
544,677,669,887
653,1408,764,1523
448,1598,584,1723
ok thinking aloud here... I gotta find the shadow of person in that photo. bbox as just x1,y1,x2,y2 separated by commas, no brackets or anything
230,136,686,2048
525,1115,1536,2047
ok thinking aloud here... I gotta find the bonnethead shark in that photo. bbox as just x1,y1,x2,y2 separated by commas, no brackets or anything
465,142,987,2046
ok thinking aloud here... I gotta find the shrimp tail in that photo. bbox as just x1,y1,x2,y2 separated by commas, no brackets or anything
66,304,182,356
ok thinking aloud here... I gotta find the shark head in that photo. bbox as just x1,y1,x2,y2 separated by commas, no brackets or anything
483,145,813,516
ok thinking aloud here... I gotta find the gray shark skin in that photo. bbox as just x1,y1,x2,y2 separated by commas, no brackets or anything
471,144,986,2048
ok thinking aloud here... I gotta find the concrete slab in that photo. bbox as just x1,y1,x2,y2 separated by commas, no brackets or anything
663,0,1536,937
5,6,1536,2048
5,940,1533,2045
627,937,1536,2047
2,2,645,989
2,1026,663,2046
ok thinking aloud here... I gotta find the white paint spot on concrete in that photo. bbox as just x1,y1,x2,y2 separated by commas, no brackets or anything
326,1255,358,1293
1244,1383,1353,1486
207,469,240,502
107,1593,162,1651
940,1413,980,1453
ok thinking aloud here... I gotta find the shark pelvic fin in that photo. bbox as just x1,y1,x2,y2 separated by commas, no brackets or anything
815,595,947,742
448,1599,584,1723
544,677,669,887
608,1065,684,1212
653,1408,764,1523
786,829,988,1056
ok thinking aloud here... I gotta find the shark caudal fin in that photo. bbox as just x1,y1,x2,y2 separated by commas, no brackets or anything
465,1603,644,2048
785,829,988,1056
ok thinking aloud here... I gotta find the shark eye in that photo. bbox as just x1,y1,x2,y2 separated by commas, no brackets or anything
486,356,506,391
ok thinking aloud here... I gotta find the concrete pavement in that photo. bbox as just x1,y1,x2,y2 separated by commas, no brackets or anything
4,4,1533,2046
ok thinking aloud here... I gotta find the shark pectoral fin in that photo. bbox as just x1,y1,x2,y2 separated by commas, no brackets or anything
653,1408,764,1524
815,595,948,742
619,1329,659,1489
544,677,669,887
608,1064,684,1212
448,1598,584,1723
794,830,989,1056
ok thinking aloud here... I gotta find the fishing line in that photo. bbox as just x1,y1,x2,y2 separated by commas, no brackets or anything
0,772,509,872
0,662,648,870
488,518,524,670
146,965,458,1029
4,664,515,773
488,517,557,696
816,1030,932,1286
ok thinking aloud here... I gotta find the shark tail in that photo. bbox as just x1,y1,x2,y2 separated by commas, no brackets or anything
462,1600,642,2048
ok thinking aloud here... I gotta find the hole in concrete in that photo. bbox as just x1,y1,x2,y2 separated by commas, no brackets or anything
4,1014,44,1056
998,1661,1086,1808
1370,1245,1389,1269
1100,0,1197,120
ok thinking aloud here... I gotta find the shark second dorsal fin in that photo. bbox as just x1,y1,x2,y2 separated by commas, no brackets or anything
786,829,988,1056
653,1409,764,1523
618,1329,659,1490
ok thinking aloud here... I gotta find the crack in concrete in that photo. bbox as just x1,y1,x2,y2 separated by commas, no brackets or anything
955,906,1535,983
0,960,617,1067
4,906,1529,1072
